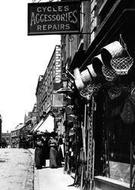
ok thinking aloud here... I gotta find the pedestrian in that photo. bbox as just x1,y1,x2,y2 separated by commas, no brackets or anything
49,132,58,168
41,133,50,167
34,132,44,169
57,137,64,167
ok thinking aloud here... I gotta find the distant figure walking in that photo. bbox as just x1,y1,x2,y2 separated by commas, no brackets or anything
49,133,58,168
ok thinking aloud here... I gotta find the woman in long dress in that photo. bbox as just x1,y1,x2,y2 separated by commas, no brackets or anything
35,136,44,169
49,136,58,168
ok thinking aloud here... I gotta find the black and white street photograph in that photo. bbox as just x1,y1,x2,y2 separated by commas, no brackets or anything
0,0,135,189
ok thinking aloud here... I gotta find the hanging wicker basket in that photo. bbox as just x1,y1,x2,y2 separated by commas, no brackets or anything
102,64,117,81
80,83,101,99
111,56,133,75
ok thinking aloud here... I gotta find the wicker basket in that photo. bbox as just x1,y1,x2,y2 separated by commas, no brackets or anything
111,56,133,75
102,65,117,81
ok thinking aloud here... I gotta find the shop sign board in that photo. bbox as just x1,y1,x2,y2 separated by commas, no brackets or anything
28,1,80,35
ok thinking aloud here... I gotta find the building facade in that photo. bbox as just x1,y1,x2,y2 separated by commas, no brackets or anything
10,123,24,148
2,132,11,147
35,45,65,133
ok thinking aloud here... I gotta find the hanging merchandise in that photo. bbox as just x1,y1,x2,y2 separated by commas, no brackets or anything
101,41,124,68
111,55,133,75
90,54,104,77
130,87,135,105
86,96,95,190
80,82,101,100
100,41,121,81
107,86,122,100
87,64,97,78
80,83,95,99
107,86,124,118
74,66,94,91
81,69,92,85
74,68,85,90
65,105,74,115
128,86,135,118
81,54,103,85
74,55,103,91
110,36,133,75
102,64,117,81
90,54,117,82
100,37,134,76
120,97,135,124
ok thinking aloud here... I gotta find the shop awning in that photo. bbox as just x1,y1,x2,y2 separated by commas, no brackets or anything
36,115,54,133
32,119,44,132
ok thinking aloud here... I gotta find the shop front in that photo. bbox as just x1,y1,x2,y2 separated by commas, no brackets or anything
65,2,135,189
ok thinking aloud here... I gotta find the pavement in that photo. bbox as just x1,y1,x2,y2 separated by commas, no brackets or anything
32,152,78,190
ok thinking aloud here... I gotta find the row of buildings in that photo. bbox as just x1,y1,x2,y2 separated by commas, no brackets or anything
10,0,135,189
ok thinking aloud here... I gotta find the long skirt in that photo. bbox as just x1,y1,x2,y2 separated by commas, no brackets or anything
35,147,43,169
49,147,57,168
57,146,63,167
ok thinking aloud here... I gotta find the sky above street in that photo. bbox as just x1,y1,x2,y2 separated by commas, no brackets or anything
0,0,60,132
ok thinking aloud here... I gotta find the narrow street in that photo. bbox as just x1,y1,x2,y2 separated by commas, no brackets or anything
0,148,78,190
